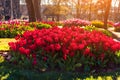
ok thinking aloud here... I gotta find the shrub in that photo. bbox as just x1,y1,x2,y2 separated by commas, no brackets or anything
99,29,112,37
84,25,112,37
84,25,98,31
29,22,52,29
42,21,58,27
63,19,91,27
36,23,52,29
8,27,120,72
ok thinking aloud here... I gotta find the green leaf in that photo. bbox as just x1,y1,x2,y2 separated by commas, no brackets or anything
75,63,82,68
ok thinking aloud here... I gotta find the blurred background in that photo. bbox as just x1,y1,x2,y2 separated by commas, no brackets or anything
0,0,119,22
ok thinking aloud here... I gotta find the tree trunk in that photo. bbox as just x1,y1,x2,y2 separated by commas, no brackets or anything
104,0,112,29
57,15,60,21
25,0,36,22
32,0,41,21
89,0,92,21
76,0,80,18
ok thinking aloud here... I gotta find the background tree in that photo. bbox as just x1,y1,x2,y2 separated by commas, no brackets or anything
104,0,112,29
43,5,70,21
32,0,41,21
51,0,69,21
25,0,36,22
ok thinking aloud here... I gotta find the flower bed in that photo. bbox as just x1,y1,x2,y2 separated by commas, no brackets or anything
0,20,33,38
8,27,120,72
62,19,91,27
0,21,54,38
114,22,120,32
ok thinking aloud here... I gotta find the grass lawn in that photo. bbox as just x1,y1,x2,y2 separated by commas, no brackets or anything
0,38,15,51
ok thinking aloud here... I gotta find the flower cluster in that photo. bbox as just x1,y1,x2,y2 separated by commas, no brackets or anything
62,19,91,27
0,20,33,38
114,22,120,32
114,22,120,27
41,21,57,27
9,27,120,68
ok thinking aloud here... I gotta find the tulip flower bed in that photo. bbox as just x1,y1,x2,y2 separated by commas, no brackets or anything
0,20,34,38
0,21,55,38
8,26,120,72
62,19,91,27
114,22,120,32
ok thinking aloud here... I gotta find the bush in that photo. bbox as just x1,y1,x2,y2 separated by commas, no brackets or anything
9,27,120,72
84,25,98,31
29,22,52,29
42,21,58,27
84,25,112,37
36,23,52,29
99,29,112,37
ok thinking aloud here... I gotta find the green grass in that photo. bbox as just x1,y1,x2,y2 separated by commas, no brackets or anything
0,38,15,51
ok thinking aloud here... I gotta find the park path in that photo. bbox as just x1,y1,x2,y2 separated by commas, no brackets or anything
108,27,120,41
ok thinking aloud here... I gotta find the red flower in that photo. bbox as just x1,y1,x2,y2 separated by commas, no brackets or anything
46,36,53,43
55,43,61,51
62,48,69,55
19,47,26,54
111,44,119,52
15,34,20,40
25,49,30,55
63,54,67,60
69,42,78,50
83,48,91,55
32,59,37,65
78,44,85,50
32,54,36,58
29,44,36,50
70,52,75,57
49,44,55,52
8,42,17,51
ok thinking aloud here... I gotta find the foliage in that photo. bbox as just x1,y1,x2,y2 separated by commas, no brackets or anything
0,55,4,63
62,19,91,27
8,27,120,72
99,29,112,37
29,21,58,28
42,21,58,27
36,23,51,29
1,61,120,80
84,25,98,31
84,25,112,37
30,22,51,29
43,5,70,17
0,21,34,38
